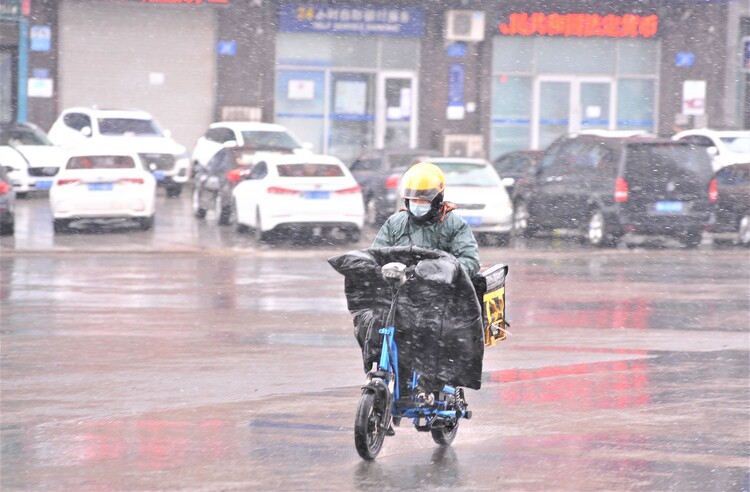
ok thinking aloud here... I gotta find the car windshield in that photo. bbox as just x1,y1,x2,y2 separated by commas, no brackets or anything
434,162,497,187
719,136,750,154
0,126,53,146
277,163,344,177
97,118,162,136
67,155,136,169
241,131,300,149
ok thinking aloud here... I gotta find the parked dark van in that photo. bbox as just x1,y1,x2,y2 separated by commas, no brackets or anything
711,162,750,246
512,132,716,248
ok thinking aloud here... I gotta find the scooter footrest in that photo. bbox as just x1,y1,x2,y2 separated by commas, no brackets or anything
463,410,473,420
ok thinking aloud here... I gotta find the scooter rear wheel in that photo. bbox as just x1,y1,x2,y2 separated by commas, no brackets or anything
354,390,386,460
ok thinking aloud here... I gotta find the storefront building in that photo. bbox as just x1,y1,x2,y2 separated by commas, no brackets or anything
17,0,750,162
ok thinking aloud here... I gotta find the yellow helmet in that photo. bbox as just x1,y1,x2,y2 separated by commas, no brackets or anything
400,162,445,202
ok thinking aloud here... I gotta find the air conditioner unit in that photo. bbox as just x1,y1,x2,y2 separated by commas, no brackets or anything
444,134,485,158
445,11,485,42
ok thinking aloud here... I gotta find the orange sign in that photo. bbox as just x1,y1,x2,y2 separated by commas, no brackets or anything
499,12,658,38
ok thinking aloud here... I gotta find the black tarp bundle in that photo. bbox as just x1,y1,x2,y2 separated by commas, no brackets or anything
328,246,484,390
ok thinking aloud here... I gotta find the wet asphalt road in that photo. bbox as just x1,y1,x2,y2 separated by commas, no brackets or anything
1,192,749,491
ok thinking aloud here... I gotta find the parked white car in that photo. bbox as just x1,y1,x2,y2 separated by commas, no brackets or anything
427,157,514,245
232,154,363,242
672,129,750,171
49,145,157,233
0,122,66,195
191,121,310,175
48,107,189,197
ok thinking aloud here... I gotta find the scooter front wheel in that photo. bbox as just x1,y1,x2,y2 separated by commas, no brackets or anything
354,390,386,460
431,420,458,446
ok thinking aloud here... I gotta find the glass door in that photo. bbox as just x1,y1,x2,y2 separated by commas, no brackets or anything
533,76,614,149
534,78,571,150
376,72,417,149
329,72,375,163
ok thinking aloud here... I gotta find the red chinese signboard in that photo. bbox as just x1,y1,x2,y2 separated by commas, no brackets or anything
499,12,658,38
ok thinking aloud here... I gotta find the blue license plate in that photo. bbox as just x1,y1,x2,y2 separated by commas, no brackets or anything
464,216,483,226
35,180,52,190
303,191,330,199
655,201,683,213
88,183,113,191
153,171,165,181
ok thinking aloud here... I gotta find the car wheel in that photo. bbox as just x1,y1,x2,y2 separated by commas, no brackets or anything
218,204,231,226
53,219,70,234
512,200,533,237
586,209,619,248
0,220,14,236
254,209,268,242
680,229,703,249
138,215,154,231
495,233,511,247
737,214,750,246
192,187,206,219
346,228,361,244
167,184,182,198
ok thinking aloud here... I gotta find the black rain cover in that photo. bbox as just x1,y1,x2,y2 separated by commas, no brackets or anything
328,246,484,390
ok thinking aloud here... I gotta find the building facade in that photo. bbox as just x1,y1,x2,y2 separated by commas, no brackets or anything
3,0,749,163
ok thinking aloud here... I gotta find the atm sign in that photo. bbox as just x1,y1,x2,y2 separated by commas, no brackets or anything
499,12,658,38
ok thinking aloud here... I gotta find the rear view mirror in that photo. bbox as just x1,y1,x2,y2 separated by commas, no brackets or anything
163,129,172,138
706,146,719,157
80,126,92,137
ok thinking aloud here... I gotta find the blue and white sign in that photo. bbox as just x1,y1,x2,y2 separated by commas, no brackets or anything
30,25,51,52
675,52,694,67
279,4,425,37
447,63,465,120
217,41,237,56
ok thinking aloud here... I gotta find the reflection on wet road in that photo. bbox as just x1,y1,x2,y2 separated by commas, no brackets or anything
1,194,748,491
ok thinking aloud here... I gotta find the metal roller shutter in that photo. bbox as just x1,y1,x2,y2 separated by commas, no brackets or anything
59,0,216,150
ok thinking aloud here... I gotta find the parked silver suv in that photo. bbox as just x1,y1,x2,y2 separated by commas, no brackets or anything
48,107,190,197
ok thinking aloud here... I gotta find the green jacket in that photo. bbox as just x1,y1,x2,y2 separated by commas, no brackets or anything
371,206,480,278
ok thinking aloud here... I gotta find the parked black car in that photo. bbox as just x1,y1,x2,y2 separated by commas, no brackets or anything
0,163,16,235
492,149,543,196
349,147,441,225
512,133,716,248
192,145,259,225
711,162,750,246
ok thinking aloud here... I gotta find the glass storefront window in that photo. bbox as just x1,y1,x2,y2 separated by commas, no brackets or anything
617,79,655,131
536,38,616,74
275,70,326,153
331,38,378,68
492,37,534,72
276,34,419,160
491,76,532,156
277,33,334,66
618,40,658,75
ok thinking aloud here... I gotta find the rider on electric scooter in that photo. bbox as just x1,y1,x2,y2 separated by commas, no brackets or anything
371,162,481,401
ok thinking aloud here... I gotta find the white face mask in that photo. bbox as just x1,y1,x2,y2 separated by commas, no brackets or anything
409,201,431,218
